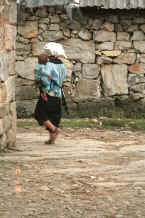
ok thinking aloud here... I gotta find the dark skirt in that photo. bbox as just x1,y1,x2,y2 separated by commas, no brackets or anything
34,94,62,127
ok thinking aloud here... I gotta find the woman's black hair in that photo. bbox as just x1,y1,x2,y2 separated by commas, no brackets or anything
49,56,63,64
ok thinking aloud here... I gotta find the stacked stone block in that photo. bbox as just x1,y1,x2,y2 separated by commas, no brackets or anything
15,7,145,117
0,0,17,150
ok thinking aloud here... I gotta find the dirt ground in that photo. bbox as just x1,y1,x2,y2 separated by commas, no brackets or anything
0,123,145,218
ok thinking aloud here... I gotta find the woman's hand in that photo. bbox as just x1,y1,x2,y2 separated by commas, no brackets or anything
63,86,71,95
41,93,48,102
35,83,42,88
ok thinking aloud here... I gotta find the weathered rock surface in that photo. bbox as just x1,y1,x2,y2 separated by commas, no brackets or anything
0,0,17,150
18,21,38,39
62,39,95,63
0,51,9,82
15,7,145,119
94,31,116,42
32,40,46,56
101,64,128,96
133,41,145,53
78,79,101,99
128,63,145,74
82,64,100,79
113,52,136,64
43,30,64,41
96,42,114,51
15,58,37,80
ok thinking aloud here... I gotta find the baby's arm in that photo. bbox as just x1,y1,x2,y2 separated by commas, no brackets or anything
40,67,53,80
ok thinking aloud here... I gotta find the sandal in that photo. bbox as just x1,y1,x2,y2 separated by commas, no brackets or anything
46,127,58,134
50,128,58,134
50,128,59,144
45,128,59,145
45,139,54,145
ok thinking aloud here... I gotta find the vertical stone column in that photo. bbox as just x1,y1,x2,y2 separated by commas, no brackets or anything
0,0,17,150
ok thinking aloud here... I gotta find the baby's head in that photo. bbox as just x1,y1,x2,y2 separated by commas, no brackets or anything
38,54,48,65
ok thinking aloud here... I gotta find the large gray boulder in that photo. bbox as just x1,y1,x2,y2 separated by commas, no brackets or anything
15,58,38,80
101,64,128,96
62,39,95,63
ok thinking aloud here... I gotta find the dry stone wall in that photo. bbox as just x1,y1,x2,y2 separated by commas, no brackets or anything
16,7,145,118
0,0,17,151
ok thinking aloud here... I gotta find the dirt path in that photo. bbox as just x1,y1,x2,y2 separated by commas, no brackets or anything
0,126,145,218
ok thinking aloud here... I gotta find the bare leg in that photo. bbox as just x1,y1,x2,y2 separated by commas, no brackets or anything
44,120,58,144
44,120,56,132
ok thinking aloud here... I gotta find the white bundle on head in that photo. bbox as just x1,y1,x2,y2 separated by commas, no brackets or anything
44,42,67,59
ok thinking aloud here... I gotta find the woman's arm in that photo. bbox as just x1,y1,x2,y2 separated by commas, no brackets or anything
40,71,52,80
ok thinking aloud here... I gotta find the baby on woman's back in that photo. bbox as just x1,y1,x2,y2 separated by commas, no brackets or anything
34,54,55,96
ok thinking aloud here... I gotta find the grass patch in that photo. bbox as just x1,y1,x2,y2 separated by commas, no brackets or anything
16,118,145,131
17,119,39,128
128,119,145,131
101,119,127,128
61,118,97,128
101,118,145,131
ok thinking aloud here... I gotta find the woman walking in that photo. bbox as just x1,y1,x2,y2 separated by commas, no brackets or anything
34,43,67,144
